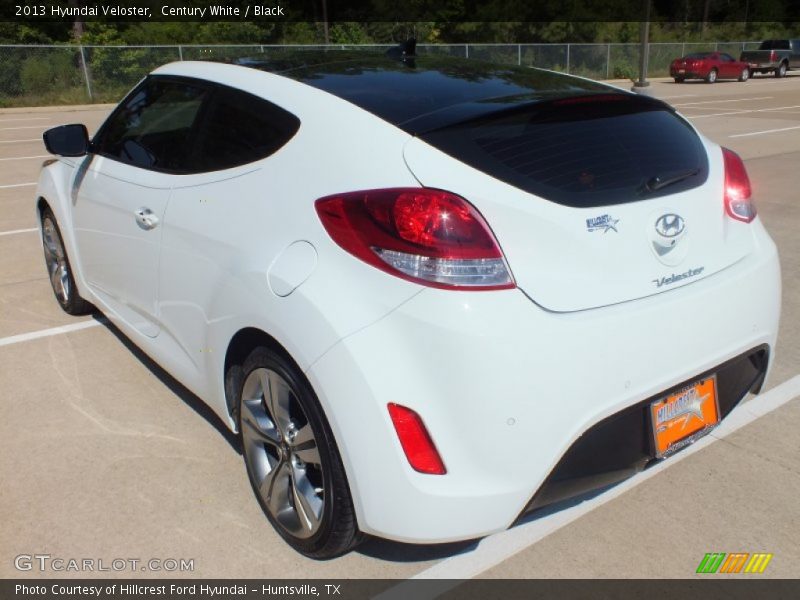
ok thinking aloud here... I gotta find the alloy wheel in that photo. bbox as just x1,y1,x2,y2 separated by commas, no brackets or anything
240,368,325,539
42,217,71,305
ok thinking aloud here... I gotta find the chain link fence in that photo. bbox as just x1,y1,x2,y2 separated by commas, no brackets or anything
0,41,763,107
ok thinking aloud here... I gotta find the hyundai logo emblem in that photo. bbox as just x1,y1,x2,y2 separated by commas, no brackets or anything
655,214,685,238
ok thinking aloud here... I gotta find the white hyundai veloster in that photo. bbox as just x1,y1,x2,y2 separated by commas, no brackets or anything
36,47,781,558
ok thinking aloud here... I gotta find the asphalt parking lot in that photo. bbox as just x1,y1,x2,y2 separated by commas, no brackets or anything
1,73,799,581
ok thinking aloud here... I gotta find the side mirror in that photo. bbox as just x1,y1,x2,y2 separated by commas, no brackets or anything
43,124,90,157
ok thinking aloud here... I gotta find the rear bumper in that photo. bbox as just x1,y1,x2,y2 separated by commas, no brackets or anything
744,62,779,70
521,344,768,515
671,70,704,79
307,222,780,543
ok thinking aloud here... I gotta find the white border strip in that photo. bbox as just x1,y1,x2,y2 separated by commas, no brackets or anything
0,319,102,348
0,182,36,189
0,139,40,144
385,374,800,586
0,227,37,237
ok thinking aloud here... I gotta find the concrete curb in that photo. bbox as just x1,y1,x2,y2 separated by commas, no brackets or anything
0,103,116,115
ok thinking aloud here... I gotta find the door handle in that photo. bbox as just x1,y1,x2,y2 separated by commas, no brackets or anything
135,207,159,230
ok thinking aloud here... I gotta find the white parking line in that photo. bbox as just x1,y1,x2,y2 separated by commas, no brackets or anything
0,139,40,144
0,319,103,348
388,374,800,585
0,182,37,189
729,125,800,138
0,155,49,162
0,117,50,122
0,228,37,237
0,125,48,131
673,96,772,106
687,104,800,119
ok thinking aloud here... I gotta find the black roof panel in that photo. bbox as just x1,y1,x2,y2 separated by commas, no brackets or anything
234,52,617,133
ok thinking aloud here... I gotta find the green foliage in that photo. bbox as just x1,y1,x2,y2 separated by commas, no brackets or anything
612,62,637,81
20,52,79,94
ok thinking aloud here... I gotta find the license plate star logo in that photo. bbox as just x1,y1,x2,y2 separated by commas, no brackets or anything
656,388,709,432
586,214,619,233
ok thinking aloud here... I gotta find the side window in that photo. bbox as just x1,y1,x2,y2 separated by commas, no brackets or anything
192,86,300,172
721,54,734,62
94,78,208,172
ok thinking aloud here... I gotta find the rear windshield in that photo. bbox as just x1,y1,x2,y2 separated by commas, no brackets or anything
420,94,708,208
758,40,790,50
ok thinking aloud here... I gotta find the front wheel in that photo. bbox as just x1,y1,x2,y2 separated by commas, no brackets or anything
739,68,750,82
238,346,361,559
706,68,717,83
40,208,93,315
775,62,787,78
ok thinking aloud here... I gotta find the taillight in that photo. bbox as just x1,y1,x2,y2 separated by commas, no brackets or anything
722,147,756,223
770,50,777,62
315,188,515,290
387,403,446,475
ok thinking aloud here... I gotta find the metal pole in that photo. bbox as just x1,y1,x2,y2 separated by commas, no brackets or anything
566,44,570,73
79,45,92,101
606,44,611,79
178,45,183,60
518,44,521,66
635,0,651,89
465,44,469,58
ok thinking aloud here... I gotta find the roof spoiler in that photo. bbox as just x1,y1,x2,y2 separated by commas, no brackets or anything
386,38,416,62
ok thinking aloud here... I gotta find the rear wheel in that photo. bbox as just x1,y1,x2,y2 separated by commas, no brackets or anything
775,62,787,78
238,346,361,559
738,68,750,82
40,208,92,315
705,68,717,83
673,77,684,83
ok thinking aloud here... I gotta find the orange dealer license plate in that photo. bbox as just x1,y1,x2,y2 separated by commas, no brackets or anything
650,376,719,458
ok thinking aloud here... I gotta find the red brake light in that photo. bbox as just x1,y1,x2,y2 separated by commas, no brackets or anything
315,188,515,290
770,50,777,62
387,403,446,475
722,148,755,223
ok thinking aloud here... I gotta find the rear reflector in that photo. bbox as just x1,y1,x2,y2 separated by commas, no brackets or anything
387,403,446,475
722,148,756,223
315,188,514,290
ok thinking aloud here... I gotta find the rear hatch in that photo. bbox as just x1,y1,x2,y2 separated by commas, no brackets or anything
403,93,755,312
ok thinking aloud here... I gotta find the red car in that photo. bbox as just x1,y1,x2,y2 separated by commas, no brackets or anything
670,52,750,83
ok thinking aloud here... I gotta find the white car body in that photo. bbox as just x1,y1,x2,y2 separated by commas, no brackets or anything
36,54,781,547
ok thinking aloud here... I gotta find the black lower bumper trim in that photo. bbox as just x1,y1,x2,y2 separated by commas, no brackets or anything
520,345,769,516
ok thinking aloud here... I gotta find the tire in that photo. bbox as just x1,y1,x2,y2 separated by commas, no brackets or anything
673,77,684,83
40,207,93,315
705,68,717,83
775,62,787,78
738,68,750,82
238,346,361,559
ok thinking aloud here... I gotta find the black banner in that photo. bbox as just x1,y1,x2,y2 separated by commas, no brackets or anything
1,0,799,23
3,579,800,600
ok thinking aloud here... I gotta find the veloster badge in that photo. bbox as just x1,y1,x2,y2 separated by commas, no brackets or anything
653,266,704,288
